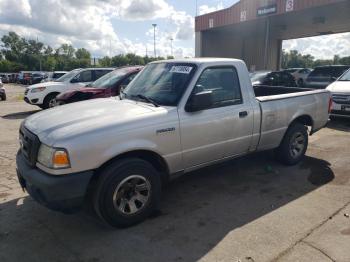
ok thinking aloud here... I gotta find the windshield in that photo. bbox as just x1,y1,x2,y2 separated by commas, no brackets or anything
123,63,196,106
90,68,130,88
55,69,80,82
250,71,270,82
339,69,350,81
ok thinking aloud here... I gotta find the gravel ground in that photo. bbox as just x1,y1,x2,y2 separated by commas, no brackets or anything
0,84,349,262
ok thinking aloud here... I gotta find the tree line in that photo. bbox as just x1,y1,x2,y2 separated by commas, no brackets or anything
281,49,350,69
0,32,172,72
2,31,350,73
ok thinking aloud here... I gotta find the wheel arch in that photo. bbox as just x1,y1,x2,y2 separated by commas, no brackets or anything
277,114,313,148
90,149,170,188
289,114,314,133
43,92,60,104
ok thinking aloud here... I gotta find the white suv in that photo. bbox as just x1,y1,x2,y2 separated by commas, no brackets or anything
24,68,113,109
327,69,350,118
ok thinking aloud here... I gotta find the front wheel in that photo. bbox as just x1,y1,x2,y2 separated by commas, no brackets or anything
275,123,308,165
93,158,161,228
42,93,58,109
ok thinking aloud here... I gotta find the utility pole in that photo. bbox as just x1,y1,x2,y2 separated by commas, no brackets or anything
170,37,174,57
152,24,157,57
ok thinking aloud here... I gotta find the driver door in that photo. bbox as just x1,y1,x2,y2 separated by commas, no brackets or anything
178,66,254,170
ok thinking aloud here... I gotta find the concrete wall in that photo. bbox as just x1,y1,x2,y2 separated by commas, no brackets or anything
197,21,282,71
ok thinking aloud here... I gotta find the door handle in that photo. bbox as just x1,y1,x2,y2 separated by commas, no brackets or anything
239,111,248,118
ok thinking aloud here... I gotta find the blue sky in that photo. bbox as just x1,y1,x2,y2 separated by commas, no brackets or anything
0,0,349,60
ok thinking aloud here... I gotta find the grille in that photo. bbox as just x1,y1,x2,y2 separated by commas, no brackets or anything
332,94,350,105
331,110,350,116
24,88,29,95
19,124,40,167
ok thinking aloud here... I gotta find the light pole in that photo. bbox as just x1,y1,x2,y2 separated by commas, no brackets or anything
170,37,173,57
152,24,157,58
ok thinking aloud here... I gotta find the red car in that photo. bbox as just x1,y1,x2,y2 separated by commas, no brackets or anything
56,66,143,105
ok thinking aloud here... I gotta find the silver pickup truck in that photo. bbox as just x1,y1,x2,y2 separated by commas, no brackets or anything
16,58,331,227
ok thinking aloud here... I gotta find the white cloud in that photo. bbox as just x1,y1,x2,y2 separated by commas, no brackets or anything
0,0,194,58
198,2,224,15
283,33,350,59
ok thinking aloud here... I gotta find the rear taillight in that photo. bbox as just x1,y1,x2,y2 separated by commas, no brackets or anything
328,97,333,114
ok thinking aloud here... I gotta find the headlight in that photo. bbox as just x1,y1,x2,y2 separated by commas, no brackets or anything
31,87,46,93
37,144,71,169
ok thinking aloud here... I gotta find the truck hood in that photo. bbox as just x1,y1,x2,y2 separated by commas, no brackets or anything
27,81,65,89
24,98,163,145
326,81,350,93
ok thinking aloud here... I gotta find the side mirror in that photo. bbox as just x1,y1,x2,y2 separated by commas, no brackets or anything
185,91,213,112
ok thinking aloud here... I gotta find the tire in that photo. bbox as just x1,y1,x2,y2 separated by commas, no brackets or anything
42,93,58,109
275,123,308,165
297,79,304,87
93,158,161,228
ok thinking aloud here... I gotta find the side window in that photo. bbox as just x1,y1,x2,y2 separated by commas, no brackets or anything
267,73,279,85
73,70,92,82
94,70,110,80
191,67,242,109
121,73,137,87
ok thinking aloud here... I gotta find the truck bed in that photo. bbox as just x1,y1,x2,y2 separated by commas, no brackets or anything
252,85,330,152
253,85,313,97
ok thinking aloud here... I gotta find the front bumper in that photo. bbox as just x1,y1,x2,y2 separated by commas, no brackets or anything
16,151,94,213
24,96,40,105
330,102,350,118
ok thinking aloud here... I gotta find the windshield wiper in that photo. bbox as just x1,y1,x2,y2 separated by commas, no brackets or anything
136,94,159,107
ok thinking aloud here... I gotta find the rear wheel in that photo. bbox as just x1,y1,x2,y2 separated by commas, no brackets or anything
93,158,161,228
275,123,308,165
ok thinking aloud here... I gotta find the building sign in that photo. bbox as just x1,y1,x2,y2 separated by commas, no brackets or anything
257,4,277,16
209,18,214,28
240,10,247,22
286,0,294,12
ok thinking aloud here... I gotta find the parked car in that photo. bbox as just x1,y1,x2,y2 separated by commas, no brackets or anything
30,72,46,84
0,73,10,83
326,68,350,118
55,66,143,106
305,65,350,89
42,71,68,82
283,68,312,87
0,80,6,101
250,70,297,87
24,68,114,109
16,58,331,227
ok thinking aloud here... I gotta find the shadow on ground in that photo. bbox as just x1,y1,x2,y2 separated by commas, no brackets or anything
1,110,40,120
0,153,334,262
327,117,350,132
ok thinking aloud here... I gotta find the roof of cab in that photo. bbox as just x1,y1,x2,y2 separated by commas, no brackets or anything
150,57,244,65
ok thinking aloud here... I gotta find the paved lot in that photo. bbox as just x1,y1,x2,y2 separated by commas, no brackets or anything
0,84,349,262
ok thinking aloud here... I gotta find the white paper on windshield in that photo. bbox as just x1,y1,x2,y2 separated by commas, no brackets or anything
169,66,193,74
